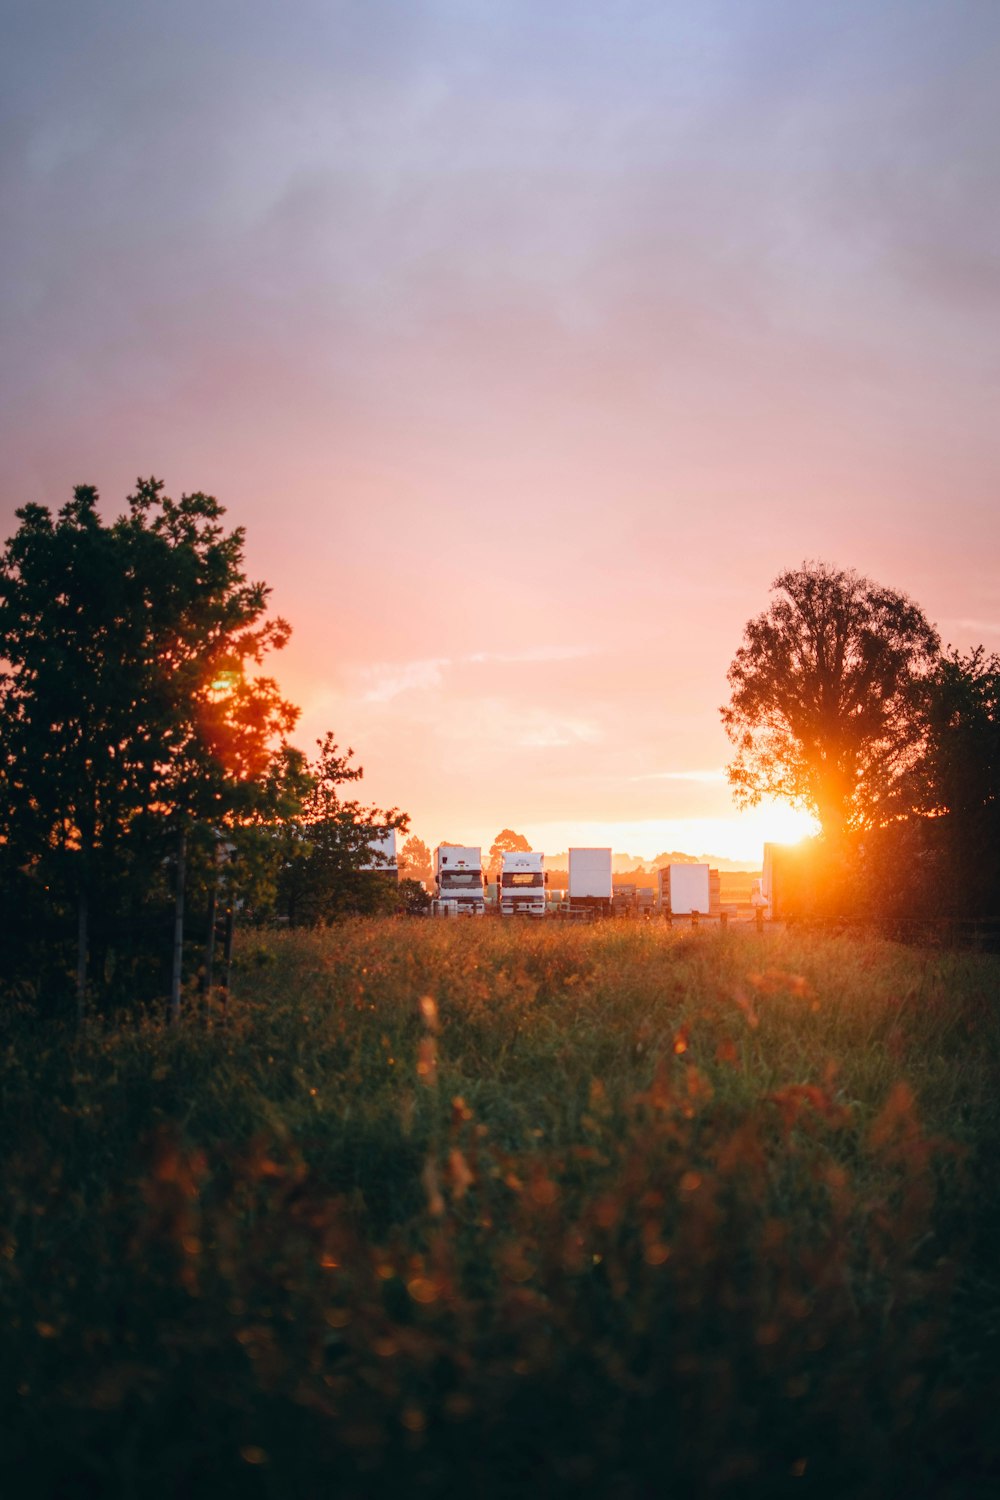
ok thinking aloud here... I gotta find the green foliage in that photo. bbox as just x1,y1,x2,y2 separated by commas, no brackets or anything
722,562,939,842
916,647,1000,913
397,876,432,914
0,479,420,1009
0,479,297,1011
1,922,997,1496
819,648,1000,922
272,734,408,924
723,568,1000,919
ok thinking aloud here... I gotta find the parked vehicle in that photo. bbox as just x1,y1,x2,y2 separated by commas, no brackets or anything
500,850,547,916
433,845,486,915
612,883,656,917
568,847,613,913
762,842,800,919
362,829,399,879
657,864,720,915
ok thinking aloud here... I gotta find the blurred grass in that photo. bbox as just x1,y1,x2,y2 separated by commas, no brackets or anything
1,919,999,1497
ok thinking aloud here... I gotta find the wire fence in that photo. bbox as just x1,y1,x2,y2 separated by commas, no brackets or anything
781,915,1000,952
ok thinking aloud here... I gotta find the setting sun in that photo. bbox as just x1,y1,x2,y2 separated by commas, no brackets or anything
489,799,819,870
738,801,821,853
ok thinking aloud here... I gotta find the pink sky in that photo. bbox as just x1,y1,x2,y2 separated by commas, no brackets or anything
3,1,999,863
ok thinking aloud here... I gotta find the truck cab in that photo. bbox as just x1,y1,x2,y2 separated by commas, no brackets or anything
434,846,486,915
500,850,546,916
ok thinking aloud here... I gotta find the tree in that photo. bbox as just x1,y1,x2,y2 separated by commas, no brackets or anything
487,829,531,880
721,562,939,844
274,735,409,925
911,646,1000,914
397,877,432,915
0,480,297,1015
400,836,433,887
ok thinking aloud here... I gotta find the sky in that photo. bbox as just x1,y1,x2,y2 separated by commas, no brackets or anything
3,0,999,864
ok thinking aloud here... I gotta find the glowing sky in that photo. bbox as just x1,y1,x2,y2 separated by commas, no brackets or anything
3,1,999,862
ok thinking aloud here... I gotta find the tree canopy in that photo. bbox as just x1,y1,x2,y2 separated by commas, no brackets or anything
721,562,940,842
911,646,1000,914
0,478,410,1013
273,735,408,925
0,480,296,842
488,829,531,877
400,835,433,887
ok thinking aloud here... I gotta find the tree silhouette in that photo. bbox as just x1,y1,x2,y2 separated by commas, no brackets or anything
0,480,297,1015
400,836,433,886
274,735,408,925
721,562,939,843
916,646,1000,912
488,829,531,879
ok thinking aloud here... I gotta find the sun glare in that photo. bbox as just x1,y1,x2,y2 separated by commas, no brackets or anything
750,801,820,849
514,803,820,869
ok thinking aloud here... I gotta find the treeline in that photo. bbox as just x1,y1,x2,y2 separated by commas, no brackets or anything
723,563,1000,923
0,481,410,1018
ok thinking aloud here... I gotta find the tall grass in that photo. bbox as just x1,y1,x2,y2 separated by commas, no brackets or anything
1,921,998,1497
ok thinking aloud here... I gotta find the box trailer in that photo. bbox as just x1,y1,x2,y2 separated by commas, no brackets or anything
361,829,399,878
568,848,613,912
658,864,717,915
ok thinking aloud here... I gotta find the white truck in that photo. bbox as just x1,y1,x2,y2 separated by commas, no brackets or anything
361,828,398,879
658,863,719,915
433,845,486,915
568,847,613,913
500,850,547,916
761,843,786,919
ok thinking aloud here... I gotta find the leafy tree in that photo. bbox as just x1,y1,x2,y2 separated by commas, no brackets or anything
721,562,939,844
0,480,297,1015
920,647,1000,819
397,877,432,915
908,646,1000,915
184,741,315,992
275,735,408,925
488,828,531,879
400,835,433,887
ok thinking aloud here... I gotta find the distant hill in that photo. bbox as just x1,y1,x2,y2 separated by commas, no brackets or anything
649,850,762,874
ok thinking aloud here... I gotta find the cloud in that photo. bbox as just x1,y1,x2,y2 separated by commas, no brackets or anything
359,657,451,703
515,714,600,749
358,646,594,702
465,646,593,666
944,619,1000,638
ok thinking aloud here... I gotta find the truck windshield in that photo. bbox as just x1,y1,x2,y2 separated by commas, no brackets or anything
502,872,542,887
441,872,482,886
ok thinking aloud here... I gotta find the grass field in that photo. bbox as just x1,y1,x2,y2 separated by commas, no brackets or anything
2,919,998,1497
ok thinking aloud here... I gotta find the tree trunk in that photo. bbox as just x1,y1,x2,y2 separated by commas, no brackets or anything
201,875,218,996
221,901,235,1002
76,887,88,1026
169,824,186,1025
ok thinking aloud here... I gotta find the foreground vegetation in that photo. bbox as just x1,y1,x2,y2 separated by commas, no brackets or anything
2,920,998,1497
